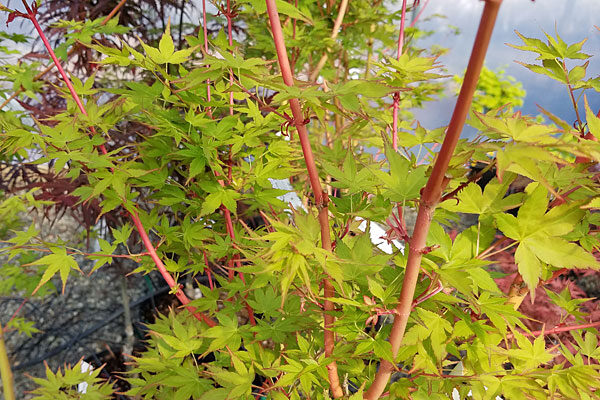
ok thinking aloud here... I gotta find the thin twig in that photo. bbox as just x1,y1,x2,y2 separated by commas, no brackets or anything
391,0,407,151
309,0,349,82
508,321,600,339
202,0,212,116
562,59,583,134
408,0,430,28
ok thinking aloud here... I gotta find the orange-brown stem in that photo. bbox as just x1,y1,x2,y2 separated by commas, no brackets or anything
265,0,342,397
364,1,503,398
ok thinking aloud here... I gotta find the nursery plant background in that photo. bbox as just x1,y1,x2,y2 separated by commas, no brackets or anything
1,0,600,399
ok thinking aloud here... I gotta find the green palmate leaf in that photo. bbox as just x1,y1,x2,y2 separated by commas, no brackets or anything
30,248,81,294
509,31,561,60
496,184,598,296
321,150,376,194
140,20,196,64
509,331,555,371
546,286,590,320
30,360,113,399
375,144,427,202
159,21,175,58
514,241,542,296
524,235,599,270
200,189,241,216
441,174,522,215
202,314,240,354
7,223,39,246
7,316,40,338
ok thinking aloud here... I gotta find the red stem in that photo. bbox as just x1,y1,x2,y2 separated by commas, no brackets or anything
131,212,216,326
223,1,255,328
265,0,342,397
396,0,407,58
21,0,216,327
22,2,107,155
2,298,28,333
203,251,215,290
511,321,600,339
365,1,502,398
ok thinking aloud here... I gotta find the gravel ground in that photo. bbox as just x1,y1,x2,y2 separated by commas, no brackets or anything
0,212,164,399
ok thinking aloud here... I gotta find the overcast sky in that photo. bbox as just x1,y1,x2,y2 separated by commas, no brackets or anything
412,0,600,130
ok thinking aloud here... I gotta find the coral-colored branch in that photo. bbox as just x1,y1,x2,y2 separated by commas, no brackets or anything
364,1,503,398
265,0,343,397
226,0,235,115
130,213,216,327
396,0,407,59
20,0,215,327
203,251,215,290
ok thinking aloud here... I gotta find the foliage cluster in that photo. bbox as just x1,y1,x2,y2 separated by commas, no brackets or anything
0,0,600,399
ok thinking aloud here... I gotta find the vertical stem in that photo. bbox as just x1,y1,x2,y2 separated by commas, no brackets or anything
222,0,246,283
177,0,185,49
391,0,407,151
290,0,298,70
265,0,343,397
562,59,583,132
308,0,349,82
0,322,15,400
364,1,502,398
223,0,255,326
396,0,407,57
226,0,234,116
202,0,212,116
